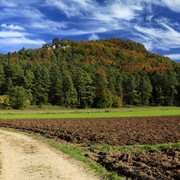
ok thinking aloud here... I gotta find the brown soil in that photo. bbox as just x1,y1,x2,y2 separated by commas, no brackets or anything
87,148,180,180
0,115,179,180
0,115,179,146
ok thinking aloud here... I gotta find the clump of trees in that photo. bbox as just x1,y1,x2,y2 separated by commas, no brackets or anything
0,38,179,109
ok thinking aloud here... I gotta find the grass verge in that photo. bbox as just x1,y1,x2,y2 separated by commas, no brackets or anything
0,109,180,119
89,143,180,153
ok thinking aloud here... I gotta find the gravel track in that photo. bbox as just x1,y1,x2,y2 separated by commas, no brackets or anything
0,130,99,180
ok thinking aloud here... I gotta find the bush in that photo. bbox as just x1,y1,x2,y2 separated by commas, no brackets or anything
113,96,123,107
9,86,30,109
0,95,10,108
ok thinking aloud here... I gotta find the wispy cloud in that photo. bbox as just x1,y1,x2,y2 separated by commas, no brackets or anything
134,23,180,51
44,0,141,36
155,17,179,27
1,24,25,30
0,0,16,7
0,7,44,20
164,53,180,61
31,20,67,32
161,0,180,12
0,37,45,45
46,0,96,18
0,0,42,8
0,34,46,53
53,27,107,36
0,28,45,53
94,0,142,21
0,0,180,55
46,0,142,21
0,31,30,38
88,33,100,41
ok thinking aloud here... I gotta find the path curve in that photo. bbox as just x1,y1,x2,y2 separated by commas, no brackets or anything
0,130,99,180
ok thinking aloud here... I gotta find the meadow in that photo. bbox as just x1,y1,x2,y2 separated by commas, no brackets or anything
0,106,180,119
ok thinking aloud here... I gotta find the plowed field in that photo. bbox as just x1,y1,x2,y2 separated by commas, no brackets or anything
88,148,180,180
0,115,179,146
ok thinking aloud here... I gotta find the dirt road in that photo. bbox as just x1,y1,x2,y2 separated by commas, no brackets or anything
0,130,99,180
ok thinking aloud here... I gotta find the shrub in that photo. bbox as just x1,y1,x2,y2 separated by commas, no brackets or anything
0,95,10,108
9,86,30,109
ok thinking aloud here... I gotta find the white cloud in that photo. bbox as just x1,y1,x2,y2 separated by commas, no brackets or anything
46,0,142,21
146,15,154,21
0,29,45,52
0,0,43,7
0,37,45,45
0,0,16,7
46,0,96,17
98,0,142,21
161,0,180,12
0,38,45,53
164,54,180,61
54,27,107,36
0,31,30,38
1,0,180,53
1,24,25,30
134,23,180,51
155,17,179,28
31,20,67,31
88,33,100,40
0,8,44,20
44,0,141,36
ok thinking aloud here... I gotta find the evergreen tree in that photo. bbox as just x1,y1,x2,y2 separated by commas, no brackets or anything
74,69,95,108
93,73,113,108
49,66,63,105
164,71,178,105
123,72,138,105
115,72,123,99
0,64,5,95
150,71,164,105
176,65,180,106
24,68,34,103
62,70,78,107
140,72,152,106
32,64,50,105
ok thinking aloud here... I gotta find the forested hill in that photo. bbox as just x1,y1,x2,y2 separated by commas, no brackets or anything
0,38,179,109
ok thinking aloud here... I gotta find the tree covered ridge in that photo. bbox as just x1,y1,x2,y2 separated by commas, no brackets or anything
0,38,179,109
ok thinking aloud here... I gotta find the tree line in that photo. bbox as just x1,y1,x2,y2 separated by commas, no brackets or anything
0,38,179,109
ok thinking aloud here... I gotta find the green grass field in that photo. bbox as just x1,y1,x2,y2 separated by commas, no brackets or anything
0,107,180,119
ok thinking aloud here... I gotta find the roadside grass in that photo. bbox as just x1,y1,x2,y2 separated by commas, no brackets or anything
89,143,180,153
0,128,179,180
0,109,180,119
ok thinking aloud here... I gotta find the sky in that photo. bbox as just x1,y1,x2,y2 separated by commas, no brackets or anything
0,0,180,62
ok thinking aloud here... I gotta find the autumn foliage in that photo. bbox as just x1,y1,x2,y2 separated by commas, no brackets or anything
0,38,179,108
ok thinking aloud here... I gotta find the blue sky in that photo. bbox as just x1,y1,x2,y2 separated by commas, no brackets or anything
0,0,180,61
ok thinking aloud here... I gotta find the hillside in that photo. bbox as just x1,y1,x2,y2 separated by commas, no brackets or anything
0,38,179,109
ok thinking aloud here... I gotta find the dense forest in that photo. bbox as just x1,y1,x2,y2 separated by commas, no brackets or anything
0,38,179,109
